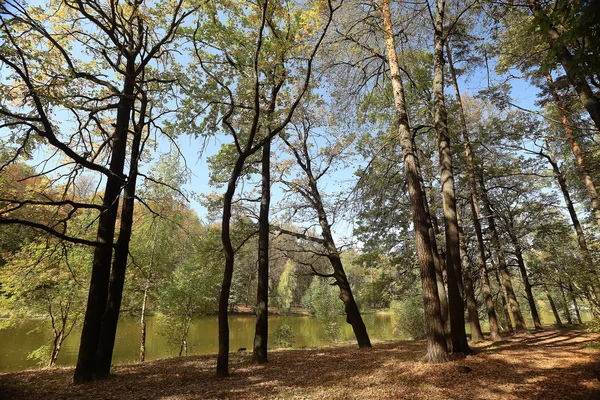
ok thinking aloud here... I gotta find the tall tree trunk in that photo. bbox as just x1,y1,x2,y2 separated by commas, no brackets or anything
545,288,562,327
505,216,543,330
458,225,484,342
568,282,583,324
558,281,573,325
447,42,500,341
216,156,246,377
542,147,600,304
416,152,449,334
74,66,134,384
140,223,159,363
492,262,514,333
139,279,149,363
94,90,146,380
432,0,470,355
528,0,600,131
480,177,527,332
252,139,271,364
382,0,448,362
303,176,371,348
544,72,600,231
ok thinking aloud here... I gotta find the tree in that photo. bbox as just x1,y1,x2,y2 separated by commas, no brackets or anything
381,0,448,362
276,260,297,313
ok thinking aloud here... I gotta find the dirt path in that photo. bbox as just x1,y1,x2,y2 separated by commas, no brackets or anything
1,328,599,399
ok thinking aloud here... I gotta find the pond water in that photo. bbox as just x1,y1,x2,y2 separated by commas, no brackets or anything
0,313,396,373
0,308,592,373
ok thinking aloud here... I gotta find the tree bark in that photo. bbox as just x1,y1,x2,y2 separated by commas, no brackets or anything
416,152,449,335
544,72,600,231
528,0,600,131
480,177,527,332
252,139,271,364
74,66,134,384
458,225,484,342
446,42,500,341
94,90,146,380
505,216,543,330
432,0,470,354
382,0,448,362
216,156,246,377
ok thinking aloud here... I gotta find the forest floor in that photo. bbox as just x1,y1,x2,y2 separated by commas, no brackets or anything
1,328,599,399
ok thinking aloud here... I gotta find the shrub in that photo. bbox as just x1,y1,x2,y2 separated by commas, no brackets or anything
272,324,295,348
391,297,426,340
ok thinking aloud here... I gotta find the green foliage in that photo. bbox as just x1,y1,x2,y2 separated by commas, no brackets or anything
301,277,343,342
276,260,297,313
272,324,295,349
390,297,426,340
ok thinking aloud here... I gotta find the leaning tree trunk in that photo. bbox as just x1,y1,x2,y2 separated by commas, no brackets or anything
528,0,600,131
558,281,573,325
446,42,500,341
546,288,563,327
252,139,271,364
432,0,470,354
49,330,65,367
480,177,527,332
568,282,583,324
74,66,134,384
458,225,484,342
505,216,543,330
544,72,600,231
543,147,600,304
382,0,448,362
94,90,146,380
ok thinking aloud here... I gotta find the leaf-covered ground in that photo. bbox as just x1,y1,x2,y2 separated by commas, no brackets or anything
1,328,599,399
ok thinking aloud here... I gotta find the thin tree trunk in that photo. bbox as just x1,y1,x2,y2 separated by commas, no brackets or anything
568,282,583,324
217,156,246,377
382,0,448,362
74,66,134,384
300,176,371,348
447,42,500,341
558,281,573,325
493,265,514,333
480,177,527,332
546,289,563,327
505,216,543,330
139,278,150,363
94,92,147,379
252,139,271,364
542,146,600,304
432,0,470,355
544,72,600,231
179,315,191,357
528,0,600,131
49,330,64,367
458,225,484,342
140,222,159,363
